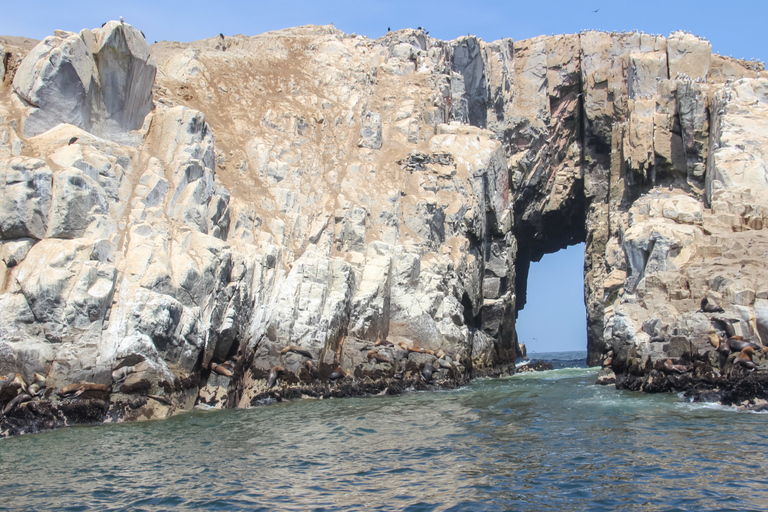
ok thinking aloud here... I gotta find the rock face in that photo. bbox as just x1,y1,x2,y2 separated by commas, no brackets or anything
0,23,766,434
12,22,155,144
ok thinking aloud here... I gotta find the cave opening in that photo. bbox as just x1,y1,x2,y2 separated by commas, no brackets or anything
515,242,587,356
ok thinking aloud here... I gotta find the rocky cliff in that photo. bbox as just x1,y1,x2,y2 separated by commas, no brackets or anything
0,22,766,435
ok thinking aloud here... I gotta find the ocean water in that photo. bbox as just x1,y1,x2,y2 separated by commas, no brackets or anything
2,350,768,511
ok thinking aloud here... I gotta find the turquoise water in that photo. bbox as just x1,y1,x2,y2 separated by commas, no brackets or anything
2,351,768,511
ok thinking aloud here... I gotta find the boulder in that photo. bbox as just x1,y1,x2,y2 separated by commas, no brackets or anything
13,21,155,143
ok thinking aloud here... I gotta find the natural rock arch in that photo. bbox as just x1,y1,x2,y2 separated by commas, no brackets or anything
1,22,767,434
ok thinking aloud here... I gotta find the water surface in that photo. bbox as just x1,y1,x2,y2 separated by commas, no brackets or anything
2,351,767,511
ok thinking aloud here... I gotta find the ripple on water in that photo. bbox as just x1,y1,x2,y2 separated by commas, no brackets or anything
3,352,768,510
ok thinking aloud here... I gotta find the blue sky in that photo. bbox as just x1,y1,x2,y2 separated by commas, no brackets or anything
517,244,586,354
2,1,764,353
1,1,767,65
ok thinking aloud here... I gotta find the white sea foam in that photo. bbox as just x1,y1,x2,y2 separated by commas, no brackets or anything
512,367,598,380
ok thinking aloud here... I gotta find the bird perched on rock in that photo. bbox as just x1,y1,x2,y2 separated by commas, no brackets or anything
700,297,725,313
68,136,78,145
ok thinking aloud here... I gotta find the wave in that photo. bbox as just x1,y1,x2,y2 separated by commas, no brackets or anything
511,366,599,380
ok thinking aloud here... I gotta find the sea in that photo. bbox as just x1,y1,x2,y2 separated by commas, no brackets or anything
2,350,767,511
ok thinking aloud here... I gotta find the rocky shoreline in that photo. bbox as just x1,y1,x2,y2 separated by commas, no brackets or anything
2,345,513,437
1,20,768,437
598,342,768,409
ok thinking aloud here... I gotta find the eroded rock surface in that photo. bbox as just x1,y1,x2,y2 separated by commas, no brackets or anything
0,23,766,435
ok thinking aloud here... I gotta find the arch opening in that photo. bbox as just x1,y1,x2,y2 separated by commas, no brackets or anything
515,243,587,357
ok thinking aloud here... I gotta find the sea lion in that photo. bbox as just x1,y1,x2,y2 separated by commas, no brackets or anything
27,383,42,396
712,317,739,339
58,382,111,398
408,347,427,354
437,358,452,370
333,338,346,366
727,336,762,353
700,297,725,313
112,365,136,382
267,366,285,389
303,360,319,379
211,362,234,378
374,339,394,347
717,337,732,356
708,332,721,348
32,373,46,386
280,345,313,359
736,347,759,370
421,362,434,383
328,366,347,381
663,359,691,374
367,350,391,364
147,394,172,406
2,393,32,415
12,374,27,394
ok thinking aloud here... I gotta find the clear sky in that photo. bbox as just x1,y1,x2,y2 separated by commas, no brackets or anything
1,1,767,65
2,1,764,354
517,244,586,354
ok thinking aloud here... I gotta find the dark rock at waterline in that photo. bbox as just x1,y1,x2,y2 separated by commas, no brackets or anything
683,388,724,403
0,398,110,437
720,371,768,406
